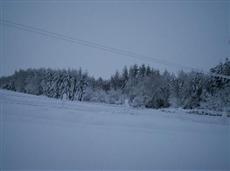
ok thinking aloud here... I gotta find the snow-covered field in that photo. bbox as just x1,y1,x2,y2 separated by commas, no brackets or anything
0,89,229,170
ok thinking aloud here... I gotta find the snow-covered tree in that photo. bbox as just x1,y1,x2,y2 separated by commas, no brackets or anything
0,60,229,111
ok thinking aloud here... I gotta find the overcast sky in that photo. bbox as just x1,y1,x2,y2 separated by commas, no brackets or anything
0,0,229,78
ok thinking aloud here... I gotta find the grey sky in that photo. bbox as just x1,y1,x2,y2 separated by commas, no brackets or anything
0,0,229,78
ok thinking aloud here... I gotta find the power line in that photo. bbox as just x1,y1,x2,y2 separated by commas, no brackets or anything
0,19,196,69
0,19,230,80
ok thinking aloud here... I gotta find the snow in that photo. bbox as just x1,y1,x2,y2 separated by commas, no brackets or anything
0,89,230,170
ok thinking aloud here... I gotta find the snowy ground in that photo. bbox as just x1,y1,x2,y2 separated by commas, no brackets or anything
0,89,229,170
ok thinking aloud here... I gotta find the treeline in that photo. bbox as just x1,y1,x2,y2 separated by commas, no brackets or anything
0,58,230,111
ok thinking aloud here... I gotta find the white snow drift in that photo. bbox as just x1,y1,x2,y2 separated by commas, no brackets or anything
0,89,229,170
